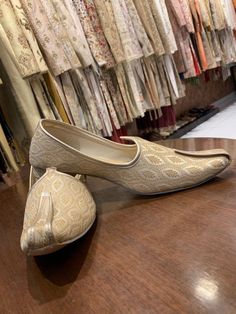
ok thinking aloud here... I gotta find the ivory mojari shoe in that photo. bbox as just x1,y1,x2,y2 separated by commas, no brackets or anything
21,167,96,255
29,119,231,195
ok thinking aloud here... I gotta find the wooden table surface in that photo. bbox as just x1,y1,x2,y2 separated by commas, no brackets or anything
1,138,236,314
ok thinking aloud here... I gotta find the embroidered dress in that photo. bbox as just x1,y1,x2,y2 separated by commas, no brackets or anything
20,0,71,76
0,0,40,78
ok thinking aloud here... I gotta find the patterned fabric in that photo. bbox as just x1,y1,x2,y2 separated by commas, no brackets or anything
149,0,177,54
115,63,135,122
99,77,120,129
198,0,212,29
189,0,208,71
94,0,125,63
84,68,113,135
10,0,48,74
209,0,226,30
179,0,195,33
20,0,72,76
133,0,165,56
63,0,94,67
50,0,88,68
0,23,41,137
40,0,81,69
29,120,231,195
30,78,56,119
0,0,40,78
110,0,143,62
102,69,129,126
220,0,236,30
59,72,83,127
73,0,107,66
125,0,154,57
84,0,115,68
21,168,96,255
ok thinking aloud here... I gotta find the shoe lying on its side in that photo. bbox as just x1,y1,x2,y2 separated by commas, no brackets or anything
29,119,231,195
20,167,96,256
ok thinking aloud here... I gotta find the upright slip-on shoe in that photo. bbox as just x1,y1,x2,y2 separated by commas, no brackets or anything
29,119,231,195
20,167,96,256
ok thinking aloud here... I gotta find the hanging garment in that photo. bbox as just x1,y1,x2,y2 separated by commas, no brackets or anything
50,0,92,68
179,0,195,33
218,28,236,64
220,0,236,30
20,0,72,76
93,0,125,63
30,78,57,120
102,69,129,126
166,0,198,77
0,23,41,138
0,0,40,78
83,0,115,69
149,0,178,54
0,123,19,172
198,0,212,29
123,61,147,118
40,0,81,69
133,58,158,111
85,68,113,136
142,57,161,112
125,0,154,57
208,0,226,30
115,64,135,122
72,0,108,67
43,73,70,123
188,0,208,70
0,21,19,68
195,0,217,69
73,68,103,131
10,0,48,74
163,54,185,102
167,1,187,74
110,0,143,62
54,76,75,124
63,0,94,67
200,2,223,66
59,72,84,127
99,77,120,130
233,0,236,10
132,0,165,56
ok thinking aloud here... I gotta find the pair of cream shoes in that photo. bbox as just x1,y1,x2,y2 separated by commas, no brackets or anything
21,119,231,255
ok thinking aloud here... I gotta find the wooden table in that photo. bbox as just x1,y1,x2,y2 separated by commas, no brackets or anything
1,138,236,314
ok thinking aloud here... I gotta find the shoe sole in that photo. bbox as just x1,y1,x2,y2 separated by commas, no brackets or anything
26,215,96,256
32,161,230,196
75,161,230,196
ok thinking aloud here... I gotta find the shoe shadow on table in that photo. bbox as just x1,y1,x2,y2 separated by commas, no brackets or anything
27,218,97,303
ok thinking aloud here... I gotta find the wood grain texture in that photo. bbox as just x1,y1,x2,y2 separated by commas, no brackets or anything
0,138,236,314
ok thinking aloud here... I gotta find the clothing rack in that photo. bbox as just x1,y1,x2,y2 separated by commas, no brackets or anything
0,0,236,177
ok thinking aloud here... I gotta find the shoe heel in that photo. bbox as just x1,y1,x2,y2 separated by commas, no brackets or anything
20,192,55,255
29,166,46,188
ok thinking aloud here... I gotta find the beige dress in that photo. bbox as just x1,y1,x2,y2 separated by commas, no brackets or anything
133,0,165,56
20,0,72,76
0,0,40,78
10,0,48,74
0,23,41,138
93,0,125,64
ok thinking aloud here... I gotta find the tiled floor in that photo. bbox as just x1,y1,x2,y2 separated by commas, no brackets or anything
183,94,236,139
